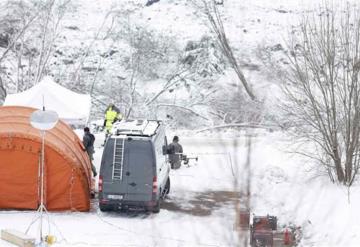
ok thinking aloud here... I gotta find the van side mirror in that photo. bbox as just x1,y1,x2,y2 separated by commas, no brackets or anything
162,145,167,155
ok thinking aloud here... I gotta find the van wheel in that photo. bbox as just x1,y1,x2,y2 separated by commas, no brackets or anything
165,178,170,195
146,201,160,213
99,204,110,212
160,178,170,199
152,201,160,213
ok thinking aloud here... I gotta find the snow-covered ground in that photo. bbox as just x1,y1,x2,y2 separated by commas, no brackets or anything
2,0,360,246
0,133,242,247
1,131,360,246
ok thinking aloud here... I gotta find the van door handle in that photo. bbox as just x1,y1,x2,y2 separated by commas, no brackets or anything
126,172,130,176
129,182,136,187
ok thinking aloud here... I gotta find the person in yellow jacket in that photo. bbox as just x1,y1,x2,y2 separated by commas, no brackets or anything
103,103,122,141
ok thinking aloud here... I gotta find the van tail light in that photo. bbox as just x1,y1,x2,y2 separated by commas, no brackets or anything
99,176,103,192
152,176,157,193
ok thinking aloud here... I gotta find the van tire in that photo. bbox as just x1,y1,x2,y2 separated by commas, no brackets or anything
160,178,170,199
152,201,160,213
99,204,110,212
145,201,160,213
165,178,170,195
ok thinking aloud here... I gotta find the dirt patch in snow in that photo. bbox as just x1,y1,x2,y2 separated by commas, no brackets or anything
162,190,243,216
91,190,244,217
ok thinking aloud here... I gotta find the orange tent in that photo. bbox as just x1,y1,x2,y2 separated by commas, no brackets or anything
0,106,92,211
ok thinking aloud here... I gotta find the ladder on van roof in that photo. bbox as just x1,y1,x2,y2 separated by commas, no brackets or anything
112,138,125,180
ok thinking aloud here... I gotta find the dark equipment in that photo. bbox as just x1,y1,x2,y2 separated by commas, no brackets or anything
180,154,198,166
250,215,278,247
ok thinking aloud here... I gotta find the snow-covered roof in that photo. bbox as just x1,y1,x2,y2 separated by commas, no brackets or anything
3,76,91,125
112,119,160,136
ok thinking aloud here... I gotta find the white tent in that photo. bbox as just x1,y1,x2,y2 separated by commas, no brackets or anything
3,76,91,125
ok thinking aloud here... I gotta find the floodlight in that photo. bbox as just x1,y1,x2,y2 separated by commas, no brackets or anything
30,110,59,130
27,109,59,243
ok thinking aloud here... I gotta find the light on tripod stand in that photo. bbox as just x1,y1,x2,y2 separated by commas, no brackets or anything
29,109,59,244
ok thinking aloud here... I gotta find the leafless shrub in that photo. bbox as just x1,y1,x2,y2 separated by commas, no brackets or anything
85,12,181,118
207,85,264,125
182,35,225,77
283,4,360,186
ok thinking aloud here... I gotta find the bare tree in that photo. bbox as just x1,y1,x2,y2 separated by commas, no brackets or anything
0,1,39,92
0,1,39,65
99,14,181,118
34,0,71,83
72,9,116,85
193,0,256,100
0,76,7,103
145,69,192,106
0,0,72,93
283,5,360,186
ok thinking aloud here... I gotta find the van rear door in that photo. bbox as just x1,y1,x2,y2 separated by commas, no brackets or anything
124,139,154,202
101,137,128,198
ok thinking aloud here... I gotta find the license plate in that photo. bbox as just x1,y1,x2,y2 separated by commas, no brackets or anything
107,194,123,200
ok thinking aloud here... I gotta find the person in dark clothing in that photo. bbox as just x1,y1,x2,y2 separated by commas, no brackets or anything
83,127,97,177
168,136,183,169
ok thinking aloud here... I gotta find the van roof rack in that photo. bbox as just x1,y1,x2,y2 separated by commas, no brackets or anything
112,119,160,136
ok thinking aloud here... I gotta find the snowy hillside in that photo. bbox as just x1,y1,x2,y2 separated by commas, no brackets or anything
1,0,360,246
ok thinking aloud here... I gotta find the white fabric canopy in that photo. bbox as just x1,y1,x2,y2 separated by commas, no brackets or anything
3,76,91,125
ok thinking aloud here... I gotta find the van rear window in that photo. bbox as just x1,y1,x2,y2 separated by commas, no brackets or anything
126,140,154,175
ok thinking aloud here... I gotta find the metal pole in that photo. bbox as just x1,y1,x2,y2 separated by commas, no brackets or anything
37,151,41,205
40,130,45,241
